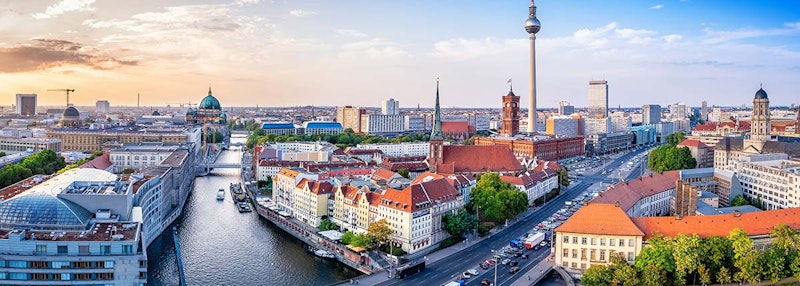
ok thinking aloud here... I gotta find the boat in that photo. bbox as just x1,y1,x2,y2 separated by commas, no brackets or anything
314,249,335,259
236,202,253,213
230,182,248,203
216,189,225,201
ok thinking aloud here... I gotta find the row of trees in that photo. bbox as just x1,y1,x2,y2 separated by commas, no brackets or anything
730,194,766,210
648,132,697,172
339,219,392,250
582,225,800,285
0,150,67,189
246,128,431,149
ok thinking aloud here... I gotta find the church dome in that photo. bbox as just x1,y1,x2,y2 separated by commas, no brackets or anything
186,107,197,115
152,110,160,116
199,87,221,110
220,113,227,121
754,88,768,100
63,106,80,117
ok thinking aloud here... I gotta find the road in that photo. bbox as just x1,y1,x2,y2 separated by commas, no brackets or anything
379,149,651,286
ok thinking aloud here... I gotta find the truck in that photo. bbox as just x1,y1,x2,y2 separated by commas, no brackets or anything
525,232,546,250
444,280,465,286
393,259,426,279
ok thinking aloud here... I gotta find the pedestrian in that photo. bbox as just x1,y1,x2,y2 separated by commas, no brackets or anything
528,275,531,281
349,279,353,284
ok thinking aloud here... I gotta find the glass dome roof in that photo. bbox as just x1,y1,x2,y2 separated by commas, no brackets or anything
0,193,92,228
199,87,221,110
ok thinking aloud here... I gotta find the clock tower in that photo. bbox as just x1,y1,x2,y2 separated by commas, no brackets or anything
500,87,520,137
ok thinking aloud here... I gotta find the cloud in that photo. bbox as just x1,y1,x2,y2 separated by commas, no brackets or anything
650,4,664,9
289,9,317,17
234,0,260,6
661,34,683,43
32,0,96,19
340,38,406,59
0,39,137,73
785,22,800,30
336,29,369,38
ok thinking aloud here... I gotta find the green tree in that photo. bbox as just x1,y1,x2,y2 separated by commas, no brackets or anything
636,234,676,275
729,228,762,284
367,219,392,249
665,131,686,146
122,168,135,174
442,210,477,238
556,167,570,189
791,254,800,280
648,145,696,172
672,233,702,285
397,168,410,179
350,233,374,248
730,194,748,206
612,262,639,286
701,236,732,275
765,246,787,284
468,173,527,223
581,264,613,286
697,264,712,285
341,231,355,245
640,264,668,286
318,219,339,231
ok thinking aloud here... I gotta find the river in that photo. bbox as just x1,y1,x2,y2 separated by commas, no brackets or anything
146,136,359,285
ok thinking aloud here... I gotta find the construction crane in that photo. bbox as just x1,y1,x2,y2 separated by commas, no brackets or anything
47,89,76,106
167,102,195,109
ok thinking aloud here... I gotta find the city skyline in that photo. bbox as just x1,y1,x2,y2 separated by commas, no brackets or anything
1,1,800,108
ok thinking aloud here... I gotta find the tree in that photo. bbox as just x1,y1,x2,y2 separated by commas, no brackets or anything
765,246,787,284
730,195,748,206
791,254,800,280
397,168,410,179
665,131,686,146
635,234,676,275
341,231,355,245
648,145,696,172
639,264,668,286
612,262,639,286
468,173,528,223
701,236,732,274
672,233,702,285
367,219,392,249
556,167,570,189
122,168,135,174
729,228,762,284
581,264,613,286
318,219,339,232
442,210,477,238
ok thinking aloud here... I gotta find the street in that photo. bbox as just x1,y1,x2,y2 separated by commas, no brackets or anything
379,148,650,286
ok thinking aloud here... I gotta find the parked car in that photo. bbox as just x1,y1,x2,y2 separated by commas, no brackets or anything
540,241,549,247
467,269,479,276
509,260,519,267
509,266,520,274
462,272,472,279
481,279,492,285
501,258,511,265
484,259,496,266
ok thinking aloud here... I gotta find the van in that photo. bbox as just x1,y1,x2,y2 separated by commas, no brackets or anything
565,201,573,206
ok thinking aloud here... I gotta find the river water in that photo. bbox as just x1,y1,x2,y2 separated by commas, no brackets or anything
146,136,359,285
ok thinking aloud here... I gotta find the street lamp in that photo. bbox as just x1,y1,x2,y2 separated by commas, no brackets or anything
490,249,498,285
474,205,480,237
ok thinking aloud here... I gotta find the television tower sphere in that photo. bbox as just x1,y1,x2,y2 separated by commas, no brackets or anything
525,3,541,34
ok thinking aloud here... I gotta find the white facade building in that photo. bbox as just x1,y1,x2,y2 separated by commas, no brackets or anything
361,114,405,134
404,115,425,132
96,100,110,114
583,117,611,136
382,98,400,115
352,142,429,157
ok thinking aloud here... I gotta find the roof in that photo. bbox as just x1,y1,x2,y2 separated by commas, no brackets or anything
632,207,800,240
441,121,470,133
261,122,295,129
345,148,384,155
677,139,708,148
63,106,80,117
755,87,768,99
372,168,399,181
438,145,522,174
79,153,112,170
714,137,744,151
380,177,460,212
555,203,644,236
591,171,679,212
199,89,221,110
0,193,93,228
297,179,333,195
303,121,342,129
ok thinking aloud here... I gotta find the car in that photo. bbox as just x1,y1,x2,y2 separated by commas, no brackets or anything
509,260,518,267
540,241,549,247
467,269,479,276
462,272,472,279
481,279,492,285
512,252,522,257
509,266,520,274
484,259,496,266
480,262,490,270
521,254,529,259
501,258,511,265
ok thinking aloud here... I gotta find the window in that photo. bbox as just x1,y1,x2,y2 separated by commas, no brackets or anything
75,261,91,268
123,244,133,254
599,251,606,262
628,239,634,247
590,238,596,245
563,236,569,243
619,239,625,246
79,245,89,254
98,273,115,280
600,238,606,246
562,248,569,257
52,261,70,269
581,237,587,245
55,273,71,280
57,245,68,254
628,252,634,261
609,238,615,246
580,263,586,269
580,249,587,261
32,261,48,268
590,249,596,261
32,273,48,280
8,260,27,268
9,273,28,280
572,237,578,244
75,273,92,280
36,244,47,254
572,249,577,258
101,245,111,254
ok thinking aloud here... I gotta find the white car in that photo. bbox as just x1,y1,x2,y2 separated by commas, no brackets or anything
467,269,479,276
461,272,472,279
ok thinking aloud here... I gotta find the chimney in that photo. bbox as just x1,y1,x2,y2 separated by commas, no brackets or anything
614,201,620,207
733,210,741,217
676,215,682,220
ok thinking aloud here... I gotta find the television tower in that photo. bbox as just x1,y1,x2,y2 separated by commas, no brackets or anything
524,0,541,134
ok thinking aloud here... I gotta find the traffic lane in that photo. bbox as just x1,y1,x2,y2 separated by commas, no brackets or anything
462,248,550,286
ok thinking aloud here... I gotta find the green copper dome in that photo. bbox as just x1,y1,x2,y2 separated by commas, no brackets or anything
199,87,221,110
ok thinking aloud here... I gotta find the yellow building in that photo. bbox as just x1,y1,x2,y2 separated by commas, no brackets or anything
292,179,333,227
554,203,644,272
46,128,187,152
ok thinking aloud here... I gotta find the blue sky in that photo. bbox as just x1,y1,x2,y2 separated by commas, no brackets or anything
0,0,799,109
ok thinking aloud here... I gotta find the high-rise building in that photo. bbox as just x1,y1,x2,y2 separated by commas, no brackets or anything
15,94,37,116
524,0,541,134
610,112,632,132
96,100,110,113
381,98,399,115
669,103,688,119
545,116,579,136
642,104,661,125
558,101,575,116
588,80,608,118
335,106,365,132
701,101,708,122
584,117,612,136
500,87,520,137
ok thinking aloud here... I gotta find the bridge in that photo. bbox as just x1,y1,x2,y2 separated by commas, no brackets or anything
198,163,241,169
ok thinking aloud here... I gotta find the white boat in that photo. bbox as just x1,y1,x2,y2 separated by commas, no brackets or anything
314,249,335,259
216,189,225,201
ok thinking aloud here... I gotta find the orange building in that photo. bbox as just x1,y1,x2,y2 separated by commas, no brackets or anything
474,136,584,161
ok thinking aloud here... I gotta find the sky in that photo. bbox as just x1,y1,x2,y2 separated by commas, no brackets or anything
1,0,799,109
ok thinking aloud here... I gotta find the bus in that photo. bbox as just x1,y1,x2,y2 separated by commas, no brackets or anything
393,259,426,279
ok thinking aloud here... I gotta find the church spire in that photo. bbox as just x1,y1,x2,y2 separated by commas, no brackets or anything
208,84,212,96
430,78,443,141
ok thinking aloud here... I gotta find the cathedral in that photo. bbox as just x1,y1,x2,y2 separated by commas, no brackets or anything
186,86,227,125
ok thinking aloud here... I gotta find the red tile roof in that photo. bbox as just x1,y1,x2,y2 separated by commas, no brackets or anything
79,153,112,170
372,168,399,181
555,203,644,236
344,148,384,155
380,177,461,212
441,121,470,133
677,139,709,148
632,208,800,240
438,145,522,174
591,171,679,212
